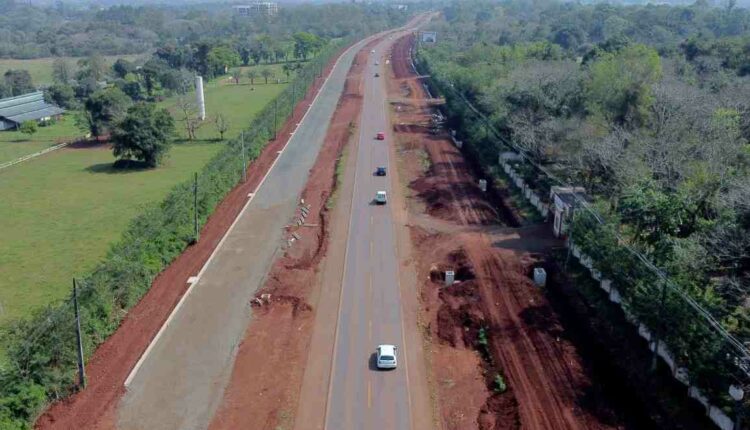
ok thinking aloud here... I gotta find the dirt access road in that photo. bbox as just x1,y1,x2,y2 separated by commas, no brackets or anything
387,34,639,429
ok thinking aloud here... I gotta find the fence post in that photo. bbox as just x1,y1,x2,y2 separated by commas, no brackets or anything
193,172,199,241
73,278,86,389
273,99,278,139
241,132,247,183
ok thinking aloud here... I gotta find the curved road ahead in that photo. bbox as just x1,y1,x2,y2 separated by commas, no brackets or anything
325,31,416,430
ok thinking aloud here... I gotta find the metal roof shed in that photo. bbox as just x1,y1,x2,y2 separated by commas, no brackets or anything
0,91,65,131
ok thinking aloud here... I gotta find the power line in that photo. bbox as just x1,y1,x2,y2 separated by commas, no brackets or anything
433,71,750,370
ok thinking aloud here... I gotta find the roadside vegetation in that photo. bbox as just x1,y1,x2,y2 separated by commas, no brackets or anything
418,0,750,420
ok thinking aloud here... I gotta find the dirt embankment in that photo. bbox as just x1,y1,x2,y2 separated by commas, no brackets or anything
35,43,352,430
207,38,375,430
388,34,631,430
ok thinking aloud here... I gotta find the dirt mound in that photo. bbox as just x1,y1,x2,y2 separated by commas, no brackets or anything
479,392,520,430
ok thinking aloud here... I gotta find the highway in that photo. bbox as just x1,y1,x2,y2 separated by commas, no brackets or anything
116,30,399,430
324,33,413,430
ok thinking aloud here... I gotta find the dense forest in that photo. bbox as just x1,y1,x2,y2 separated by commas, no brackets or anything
418,0,750,414
0,0,403,59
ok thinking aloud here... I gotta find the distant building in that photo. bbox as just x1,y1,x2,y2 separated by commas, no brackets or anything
0,91,65,131
233,2,278,17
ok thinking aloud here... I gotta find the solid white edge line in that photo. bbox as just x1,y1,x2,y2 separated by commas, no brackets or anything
123,33,372,389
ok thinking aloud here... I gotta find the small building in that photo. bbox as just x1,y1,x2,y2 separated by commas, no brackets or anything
550,186,587,238
0,91,65,131
233,2,278,17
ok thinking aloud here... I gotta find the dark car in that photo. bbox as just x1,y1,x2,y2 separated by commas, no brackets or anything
376,166,387,176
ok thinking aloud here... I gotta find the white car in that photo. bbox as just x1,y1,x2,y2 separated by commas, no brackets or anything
376,344,398,369
375,60,380,66
371,49,376,53
375,190,387,204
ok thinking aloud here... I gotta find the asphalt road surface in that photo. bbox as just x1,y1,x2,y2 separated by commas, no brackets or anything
325,34,413,430
117,32,394,430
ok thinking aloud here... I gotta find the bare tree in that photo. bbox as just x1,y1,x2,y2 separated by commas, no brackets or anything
231,68,242,85
261,68,274,84
246,69,259,85
177,97,201,140
214,114,229,140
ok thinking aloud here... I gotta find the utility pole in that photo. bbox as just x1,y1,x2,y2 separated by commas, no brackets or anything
73,278,86,389
273,99,278,139
193,172,199,241
241,132,247,183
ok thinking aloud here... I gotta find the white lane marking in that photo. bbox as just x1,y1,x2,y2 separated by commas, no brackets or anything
124,32,372,389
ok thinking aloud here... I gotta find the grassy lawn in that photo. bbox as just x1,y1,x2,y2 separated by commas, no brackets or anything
0,73,288,327
0,143,223,325
160,65,290,142
0,114,83,164
0,54,146,86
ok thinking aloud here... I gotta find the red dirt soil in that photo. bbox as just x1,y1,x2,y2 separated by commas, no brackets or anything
35,43,355,430
207,38,374,430
388,34,626,430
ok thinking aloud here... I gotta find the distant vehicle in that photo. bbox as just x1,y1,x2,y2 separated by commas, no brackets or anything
375,61,379,65
376,132,385,140
371,49,376,53
376,166,386,176
375,191,387,205
375,72,380,77
376,344,398,369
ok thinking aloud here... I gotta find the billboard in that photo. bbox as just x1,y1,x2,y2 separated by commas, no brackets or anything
421,31,437,43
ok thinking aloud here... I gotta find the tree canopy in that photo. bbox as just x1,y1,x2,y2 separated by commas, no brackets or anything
112,102,175,167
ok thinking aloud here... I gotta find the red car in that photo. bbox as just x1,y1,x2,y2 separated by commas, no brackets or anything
376,132,385,140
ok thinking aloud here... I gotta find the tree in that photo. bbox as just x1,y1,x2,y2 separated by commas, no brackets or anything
112,59,135,79
282,63,293,81
44,84,76,109
52,59,73,84
586,44,662,125
112,102,175,167
140,58,169,96
293,32,323,60
261,68,274,84
159,69,192,94
3,70,34,96
246,69,259,85
18,121,37,138
118,80,143,101
77,55,107,82
176,96,201,140
214,113,229,140
231,68,242,85
206,46,241,78
79,87,131,137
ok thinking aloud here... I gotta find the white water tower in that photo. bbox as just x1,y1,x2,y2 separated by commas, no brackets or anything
195,76,206,120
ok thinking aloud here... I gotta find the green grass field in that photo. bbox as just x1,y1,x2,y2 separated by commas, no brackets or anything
0,54,146,86
0,143,223,325
0,75,287,326
159,71,288,141
0,114,83,164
